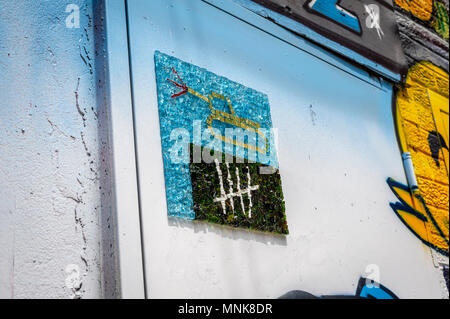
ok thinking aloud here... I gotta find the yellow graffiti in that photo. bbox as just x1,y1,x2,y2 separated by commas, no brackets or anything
388,178,449,255
392,61,449,255
395,0,433,21
190,88,270,154
167,68,270,154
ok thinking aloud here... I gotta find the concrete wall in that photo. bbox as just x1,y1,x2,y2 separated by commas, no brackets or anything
0,0,116,298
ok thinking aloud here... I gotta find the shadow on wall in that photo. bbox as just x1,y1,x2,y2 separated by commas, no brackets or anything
279,277,399,299
168,217,287,246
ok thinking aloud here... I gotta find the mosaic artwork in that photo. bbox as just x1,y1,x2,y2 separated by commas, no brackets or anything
154,51,288,234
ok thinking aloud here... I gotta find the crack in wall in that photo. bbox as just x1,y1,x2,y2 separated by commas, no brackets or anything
74,78,87,127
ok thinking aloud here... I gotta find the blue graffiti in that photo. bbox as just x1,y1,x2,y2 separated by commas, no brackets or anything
279,277,399,299
357,279,398,299
307,0,361,33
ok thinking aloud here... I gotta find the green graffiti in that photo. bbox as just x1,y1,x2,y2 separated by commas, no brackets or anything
433,2,449,39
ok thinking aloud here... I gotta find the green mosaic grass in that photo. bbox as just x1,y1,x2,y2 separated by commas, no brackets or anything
189,145,288,235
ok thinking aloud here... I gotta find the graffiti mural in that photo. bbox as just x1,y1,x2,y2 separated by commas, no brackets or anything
248,0,408,74
388,61,449,256
395,0,449,39
279,277,399,299
154,51,288,234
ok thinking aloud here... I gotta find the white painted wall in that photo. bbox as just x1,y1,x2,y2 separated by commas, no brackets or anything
0,0,116,298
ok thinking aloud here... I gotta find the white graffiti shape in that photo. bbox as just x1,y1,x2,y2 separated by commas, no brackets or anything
213,159,259,218
365,4,384,39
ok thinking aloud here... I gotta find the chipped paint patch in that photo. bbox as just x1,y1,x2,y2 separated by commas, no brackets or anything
65,264,82,299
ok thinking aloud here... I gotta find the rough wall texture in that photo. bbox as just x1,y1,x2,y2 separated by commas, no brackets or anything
393,0,449,297
0,0,116,298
